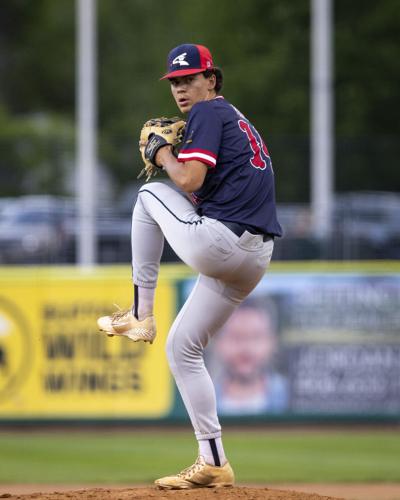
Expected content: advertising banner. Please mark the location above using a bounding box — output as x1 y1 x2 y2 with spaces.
1 264 399 422
0 268 175 419
180 272 400 417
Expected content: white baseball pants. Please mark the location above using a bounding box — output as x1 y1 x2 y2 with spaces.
131 182 273 439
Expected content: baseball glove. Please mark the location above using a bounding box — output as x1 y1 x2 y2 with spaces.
138 116 186 182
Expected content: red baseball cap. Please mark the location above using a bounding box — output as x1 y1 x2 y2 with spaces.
160 44 214 80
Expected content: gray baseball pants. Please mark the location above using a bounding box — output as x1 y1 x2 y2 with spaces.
131 182 273 439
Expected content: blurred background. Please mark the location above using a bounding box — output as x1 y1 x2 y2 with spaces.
0 1 399 495
0 0 399 264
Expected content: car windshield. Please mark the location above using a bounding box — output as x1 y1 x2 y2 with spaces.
16 212 55 223
0 208 55 224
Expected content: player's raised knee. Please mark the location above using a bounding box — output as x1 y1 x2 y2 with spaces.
138 181 176 198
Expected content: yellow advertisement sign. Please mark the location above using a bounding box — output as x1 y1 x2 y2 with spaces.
0 267 175 419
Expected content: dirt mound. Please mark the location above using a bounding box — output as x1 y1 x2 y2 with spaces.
0 486 343 500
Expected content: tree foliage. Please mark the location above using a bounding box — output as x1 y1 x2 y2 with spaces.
0 0 398 200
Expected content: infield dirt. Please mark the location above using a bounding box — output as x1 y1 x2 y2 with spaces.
0 486 343 500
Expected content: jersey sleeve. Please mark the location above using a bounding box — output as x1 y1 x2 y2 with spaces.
178 102 222 168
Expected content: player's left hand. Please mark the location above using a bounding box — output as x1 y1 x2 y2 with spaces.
138 117 186 182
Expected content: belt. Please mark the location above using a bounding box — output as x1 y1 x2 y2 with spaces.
219 220 274 242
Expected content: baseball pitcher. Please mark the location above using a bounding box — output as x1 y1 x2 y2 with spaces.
98 43 282 489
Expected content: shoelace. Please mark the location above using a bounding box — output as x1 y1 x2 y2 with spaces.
177 457 204 479
110 304 130 321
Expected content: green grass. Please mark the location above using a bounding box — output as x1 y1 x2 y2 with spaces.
0 429 399 484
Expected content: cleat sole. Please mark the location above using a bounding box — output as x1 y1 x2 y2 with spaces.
156 484 232 490
99 328 155 344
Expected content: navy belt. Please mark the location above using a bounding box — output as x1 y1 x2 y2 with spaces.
219 220 274 242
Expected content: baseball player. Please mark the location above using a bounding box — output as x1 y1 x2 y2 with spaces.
98 43 282 489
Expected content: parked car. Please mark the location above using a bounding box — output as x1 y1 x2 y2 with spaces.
333 191 400 258
0 196 132 264
0 196 74 264
63 206 132 263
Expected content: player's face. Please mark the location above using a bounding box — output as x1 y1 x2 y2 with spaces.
169 73 216 113
216 309 275 382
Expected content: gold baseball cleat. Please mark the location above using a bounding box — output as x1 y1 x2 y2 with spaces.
97 308 156 344
155 455 234 490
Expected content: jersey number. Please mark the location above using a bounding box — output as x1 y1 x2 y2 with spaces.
238 119 271 170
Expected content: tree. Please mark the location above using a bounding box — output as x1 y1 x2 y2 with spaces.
0 0 399 199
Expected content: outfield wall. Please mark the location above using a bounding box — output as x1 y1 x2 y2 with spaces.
0 262 399 423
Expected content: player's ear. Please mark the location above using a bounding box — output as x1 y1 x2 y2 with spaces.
207 73 217 91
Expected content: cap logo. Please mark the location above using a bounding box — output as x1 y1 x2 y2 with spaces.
172 52 189 66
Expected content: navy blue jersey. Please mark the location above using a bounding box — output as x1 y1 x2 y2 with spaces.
178 97 282 237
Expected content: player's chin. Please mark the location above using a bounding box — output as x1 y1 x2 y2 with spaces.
177 102 192 114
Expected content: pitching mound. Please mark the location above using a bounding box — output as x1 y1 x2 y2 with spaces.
1 486 342 500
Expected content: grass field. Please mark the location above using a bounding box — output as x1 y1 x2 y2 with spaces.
0 429 399 485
